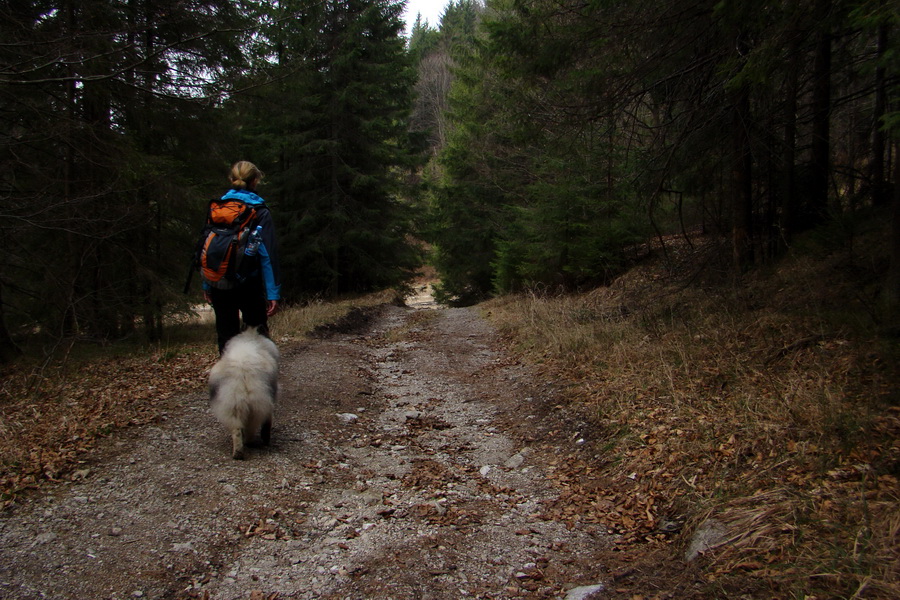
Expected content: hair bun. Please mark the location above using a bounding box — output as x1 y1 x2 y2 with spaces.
229 161 261 190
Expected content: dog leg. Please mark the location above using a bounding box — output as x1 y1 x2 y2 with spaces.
231 428 246 460
261 418 272 446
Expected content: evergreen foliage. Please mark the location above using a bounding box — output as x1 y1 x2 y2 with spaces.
0 0 251 350
418 0 898 303
0 0 896 353
226 0 422 298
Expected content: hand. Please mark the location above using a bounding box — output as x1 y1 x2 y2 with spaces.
203 290 213 304
266 300 280 317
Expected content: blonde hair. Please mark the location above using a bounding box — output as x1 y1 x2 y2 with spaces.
229 161 263 190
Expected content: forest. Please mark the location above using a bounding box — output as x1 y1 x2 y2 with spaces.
1 2 899 597
0 0 897 354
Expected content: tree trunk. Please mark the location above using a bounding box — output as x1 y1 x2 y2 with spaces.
0 285 22 364
779 23 801 252
808 0 832 226
870 18 888 206
731 83 753 272
884 142 900 320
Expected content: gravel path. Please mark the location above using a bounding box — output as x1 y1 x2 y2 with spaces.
0 304 608 600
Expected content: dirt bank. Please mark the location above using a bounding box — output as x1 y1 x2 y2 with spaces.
0 304 611 600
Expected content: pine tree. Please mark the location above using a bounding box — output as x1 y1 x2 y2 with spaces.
0 0 251 350
427 0 646 299
229 0 422 297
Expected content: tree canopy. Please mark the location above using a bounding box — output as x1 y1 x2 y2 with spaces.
416 0 898 303
0 0 897 356
0 0 422 356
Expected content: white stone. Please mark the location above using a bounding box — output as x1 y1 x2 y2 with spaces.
565 584 605 600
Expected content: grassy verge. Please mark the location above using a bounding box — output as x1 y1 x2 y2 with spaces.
483 241 899 599
0 290 398 507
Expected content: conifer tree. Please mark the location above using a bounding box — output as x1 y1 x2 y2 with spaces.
230 0 421 297
426 0 897 299
0 0 251 349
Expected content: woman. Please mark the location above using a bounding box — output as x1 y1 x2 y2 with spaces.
203 161 282 353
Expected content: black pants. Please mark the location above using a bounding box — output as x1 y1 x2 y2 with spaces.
209 279 269 354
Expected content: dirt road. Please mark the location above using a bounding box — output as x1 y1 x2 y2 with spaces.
0 304 609 599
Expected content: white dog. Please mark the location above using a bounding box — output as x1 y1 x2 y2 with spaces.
208 329 279 460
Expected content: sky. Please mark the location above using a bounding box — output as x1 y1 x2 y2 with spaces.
401 0 450 34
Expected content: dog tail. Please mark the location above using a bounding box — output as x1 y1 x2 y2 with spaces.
209 378 251 427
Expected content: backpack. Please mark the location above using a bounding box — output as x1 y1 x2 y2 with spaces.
189 198 261 291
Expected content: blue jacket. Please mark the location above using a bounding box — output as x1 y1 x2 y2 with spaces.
203 188 282 301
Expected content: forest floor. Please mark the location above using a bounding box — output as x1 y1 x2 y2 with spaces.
0 297 630 600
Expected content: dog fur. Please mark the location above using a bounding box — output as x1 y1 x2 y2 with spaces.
208 329 279 460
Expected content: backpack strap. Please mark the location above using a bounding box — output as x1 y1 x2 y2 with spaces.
184 198 220 294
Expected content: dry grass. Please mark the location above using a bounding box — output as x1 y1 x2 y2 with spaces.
271 289 399 341
483 240 899 598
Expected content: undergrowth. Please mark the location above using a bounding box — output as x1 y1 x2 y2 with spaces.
483 234 899 599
